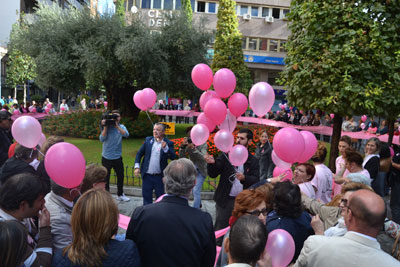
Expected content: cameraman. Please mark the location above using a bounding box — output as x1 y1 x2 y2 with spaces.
179 126 208 209
100 110 130 202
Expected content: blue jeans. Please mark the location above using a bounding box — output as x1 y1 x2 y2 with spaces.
193 171 206 209
142 173 164 205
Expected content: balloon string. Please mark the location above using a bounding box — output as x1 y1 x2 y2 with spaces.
222 152 238 174
145 111 154 127
38 150 45 158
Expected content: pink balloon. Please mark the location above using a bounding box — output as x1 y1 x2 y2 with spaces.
266 229 295 267
204 98 227 125
199 90 218 111
47 103 53 109
360 123 366 130
280 104 285 110
218 109 237 133
330 113 335 119
191 63 213 91
38 133 46 147
276 110 280 115
44 107 50 113
13 110 20 115
60 107 65 111
271 150 292 170
155 194 166 203
31 108 37 113
11 116 42 148
249 82 275 117
289 106 293 110
141 88 157 109
273 128 305 163
133 90 147 110
229 145 248 166
28 106 33 112
190 124 209 146
297 131 318 163
1 109 5 111
273 167 293 182
299 110 303 114
390 147 394 157
213 68 236 98
361 115 367 122
197 113 216 132
228 93 248 117
104 101 108 107
214 129 234 153
44 142 85 188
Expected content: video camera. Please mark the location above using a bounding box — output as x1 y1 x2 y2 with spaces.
102 113 119 127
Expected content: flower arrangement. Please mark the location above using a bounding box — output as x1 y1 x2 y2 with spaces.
170 125 278 157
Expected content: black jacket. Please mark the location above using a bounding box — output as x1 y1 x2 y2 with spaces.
126 195 216 267
364 155 380 180
207 152 260 207
0 128 12 167
0 157 36 184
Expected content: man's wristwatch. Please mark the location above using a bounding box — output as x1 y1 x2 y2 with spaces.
267 178 272 183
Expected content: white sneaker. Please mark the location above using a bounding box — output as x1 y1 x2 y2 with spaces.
117 193 130 202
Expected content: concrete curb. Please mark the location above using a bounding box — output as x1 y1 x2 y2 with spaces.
109 185 215 200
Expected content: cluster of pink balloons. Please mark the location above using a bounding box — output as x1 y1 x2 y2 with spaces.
133 88 157 111
191 64 253 166
278 103 287 110
11 116 86 188
266 229 295 267
271 128 318 177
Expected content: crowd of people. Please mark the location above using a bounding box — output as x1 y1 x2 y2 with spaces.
1 107 400 267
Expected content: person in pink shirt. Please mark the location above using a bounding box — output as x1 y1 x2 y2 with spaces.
333 135 352 196
293 163 316 199
311 143 333 204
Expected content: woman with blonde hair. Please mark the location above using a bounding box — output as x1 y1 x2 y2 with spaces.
52 189 140 267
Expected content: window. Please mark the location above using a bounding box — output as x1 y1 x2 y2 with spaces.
261 7 269 17
272 8 280 19
280 40 287 52
242 38 247 49
259 39 268 51
248 38 258 50
163 0 173 10
153 0 161 9
251 6 259 17
197 1 205 12
282 9 289 18
269 39 278 52
268 71 280 86
208 2 216 13
175 0 181 10
141 0 150 8
240 5 248 16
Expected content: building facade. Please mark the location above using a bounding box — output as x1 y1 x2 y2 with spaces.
123 0 290 103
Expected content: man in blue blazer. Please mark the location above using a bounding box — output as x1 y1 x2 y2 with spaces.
134 123 176 205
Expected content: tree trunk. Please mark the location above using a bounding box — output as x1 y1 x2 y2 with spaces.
105 81 140 119
23 83 27 103
57 90 61 109
14 87 17 99
388 117 395 145
329 114 342 173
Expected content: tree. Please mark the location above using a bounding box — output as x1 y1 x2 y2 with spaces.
10 3 212 117
6 48 36 103
280 1 400 170
211 0 252 94
115 0 125 24
181 0 193 23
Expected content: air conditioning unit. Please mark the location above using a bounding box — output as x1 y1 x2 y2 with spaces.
265 16 274 23
243 14 251 21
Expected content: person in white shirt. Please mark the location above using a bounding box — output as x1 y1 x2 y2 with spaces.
311 143 333 204
335 148 371 186
59 99 69 112
293 163 316 199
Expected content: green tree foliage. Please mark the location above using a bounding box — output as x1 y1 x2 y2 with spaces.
280 1 400 168
115 0 126 24
10 3 212 118
181 0 193 23
211 0 252 94
6 48 36 89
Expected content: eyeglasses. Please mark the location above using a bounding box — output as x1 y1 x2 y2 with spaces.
245 208 268 216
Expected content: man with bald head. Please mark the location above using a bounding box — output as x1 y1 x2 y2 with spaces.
294 190 399 267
